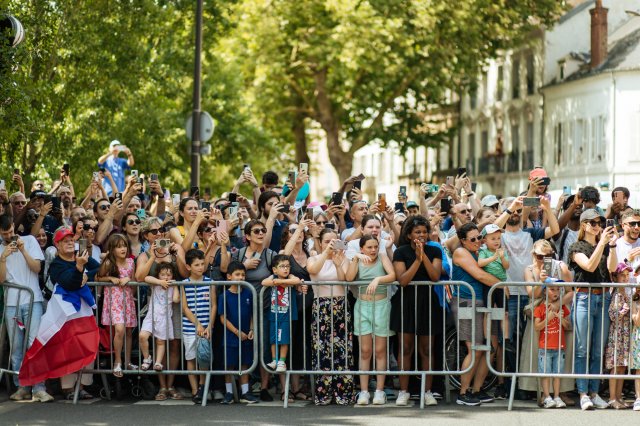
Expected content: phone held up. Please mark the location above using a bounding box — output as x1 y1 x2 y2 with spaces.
523 197 540 207
377 193 387 212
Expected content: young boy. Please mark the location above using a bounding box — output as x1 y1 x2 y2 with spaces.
218 261 258 404
181 249 217 404
261 254 301 373
533 285 571 409
477 224 510 398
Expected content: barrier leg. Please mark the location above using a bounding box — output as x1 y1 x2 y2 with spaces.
202 373 211 407
444 374 451 404
419 373 426 409
72 370 82 405
283 372 291 408
100 373 111 401
507 374 516 411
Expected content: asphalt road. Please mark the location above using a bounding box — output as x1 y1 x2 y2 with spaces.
1 396 638 426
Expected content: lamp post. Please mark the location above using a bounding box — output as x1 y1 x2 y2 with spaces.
190 0 204 189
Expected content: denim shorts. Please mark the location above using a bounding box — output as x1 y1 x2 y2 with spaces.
354 298 394 337
538 348 565 374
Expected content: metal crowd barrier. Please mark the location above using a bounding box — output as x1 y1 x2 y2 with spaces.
0 282 35 395
486 281 640 411
78 281 258 406
258 281 477 408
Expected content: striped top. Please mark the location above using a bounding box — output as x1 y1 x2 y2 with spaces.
181 276 212 336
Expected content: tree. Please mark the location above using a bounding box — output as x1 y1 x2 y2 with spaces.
226 0 566 181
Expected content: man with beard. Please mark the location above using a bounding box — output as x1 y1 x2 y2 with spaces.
556 194 583 264
444 203 475 252
57 186 74 226
617 210 640 288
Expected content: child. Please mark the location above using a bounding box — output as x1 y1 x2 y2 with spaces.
477 224 509 398
97 234 137 378
181 248 217 404
139 263 180 401
605 263 633 409
218 261 259 404
262 254 302 373
631 267 640 411
533 285 571 409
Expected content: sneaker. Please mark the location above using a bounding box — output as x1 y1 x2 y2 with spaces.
456 391 481 406
493 384 508 400
554 397 566 408
213 390 224 401
432 391 443 400
395 390 410 406
356 391 370 405
372 390 387 405
10 387 31 401
424 390 437 406
260 389 273 402
192 386 204 404
275 361 287 373
220 392 234 405
580 395 594 411
542 396 556 409
633 398 640 411
240 392 259 404
32 390 54 403
591 393 609 409
266 360 277 370
473 390 494 403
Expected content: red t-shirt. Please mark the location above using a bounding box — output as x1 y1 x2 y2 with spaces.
534 304 570 350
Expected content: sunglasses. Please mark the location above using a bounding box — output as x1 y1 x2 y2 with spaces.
251 228 267 235
83 224 98 231
98 204 111 211
534 253 553 261
465 236 481 243
13 201 27 205
147 228 165 235
512 209 523 214
623 221 640 228
587 220 601 227
315 220 327 225
127 219 141 225
458 209 470 215
203 227 215 233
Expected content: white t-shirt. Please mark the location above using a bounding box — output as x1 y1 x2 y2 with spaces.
345 237 396 260
0 236 45 306
616 238 640 292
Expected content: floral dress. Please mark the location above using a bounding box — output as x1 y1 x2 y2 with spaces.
101 257 138 327
605 291 630 369
630 297 640 370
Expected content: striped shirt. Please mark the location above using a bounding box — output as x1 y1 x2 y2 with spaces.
182 276 212 336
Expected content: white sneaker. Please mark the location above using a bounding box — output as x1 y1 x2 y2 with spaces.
32 390 54 403
10 387 31 401
542 396 556 409
591 393 609 409
275 361 287 372
424 390 438 406
372 390 387 405
554 397 566 408
580 395 594 411
633 398 640 411
357 391 370 405
396 390 410 406
266 360 277 370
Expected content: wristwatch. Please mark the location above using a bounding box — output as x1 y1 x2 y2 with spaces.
504 208 513 215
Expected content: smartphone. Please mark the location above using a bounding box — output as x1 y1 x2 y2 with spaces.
325 223 335 230
137 177 144 185
446 176 454 186
10 235 18 244
201 201 211 211
399 186 407 197
377 193 387 211
523 197 541 207
0 180 5 190
131 169 139 178
287 170 296 184
43 194 52 204
353 180 362 190
305 208 314 221
606 219 615 229
563 186 571 196
228 192 238 203
77 238 88 254
92 172 100 182
457 167 467 177
331 192 343 206
471 182 477 192
356 173 365 181
278 204 291 213
394 202 404 212
299 163 309 174
228 203 239 219
543 257 553 276
333 240 347 251
441 198 451 214
13 168 19 175
136 208 146 219
150 173 158 181
172 194 180 205
115 193 123 203
118 145 128 152
539 177 551 186
51 196 61 210
190 186 200 198
63 163 70 175
243 164 250 172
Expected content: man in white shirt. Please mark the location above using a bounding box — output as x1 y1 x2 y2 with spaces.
616 210 640 290
0 214 53 402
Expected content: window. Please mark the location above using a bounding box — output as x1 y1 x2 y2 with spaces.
526 54 535 95
590 116 607 163
558 60 566 81
497 65 504 101
481 130 489 154
554 123 562 166
575 119 586 164
469 87 477 110
563 121 573 164
512 58 520 99
468 132 476 170
511 124 520 153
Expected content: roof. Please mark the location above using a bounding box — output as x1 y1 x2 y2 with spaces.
559 0 595 25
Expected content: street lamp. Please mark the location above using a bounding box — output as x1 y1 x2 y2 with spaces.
0 14 24 47
190 0 204 189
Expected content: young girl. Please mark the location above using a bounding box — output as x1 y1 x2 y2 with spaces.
605 263 633 409
139 263 180 400
631 272 640 412
97 233 138 377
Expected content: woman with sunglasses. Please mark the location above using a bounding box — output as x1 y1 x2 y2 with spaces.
121 212 143 258
451 222 500 406
567 208 618 410
80 216 102 262
196 217 231 279
519 239 574 407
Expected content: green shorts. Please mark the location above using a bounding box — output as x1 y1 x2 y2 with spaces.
353 298 394 337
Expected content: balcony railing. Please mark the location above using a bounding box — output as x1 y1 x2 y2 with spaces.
507 151 520 173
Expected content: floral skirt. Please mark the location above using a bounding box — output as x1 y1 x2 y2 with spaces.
311 297 355 405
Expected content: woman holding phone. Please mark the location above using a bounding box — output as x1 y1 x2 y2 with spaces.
168 197 206 252
307 228 355 405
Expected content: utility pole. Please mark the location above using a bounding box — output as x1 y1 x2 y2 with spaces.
190 0 203 189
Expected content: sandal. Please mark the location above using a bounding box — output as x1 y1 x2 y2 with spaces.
292 389 310 401
153 362 163 371
280 393 294 403
79 389 94 400
127 362 138 370
113 363 123 378
167 387 183 400
140 356 153 371
155 388 168 401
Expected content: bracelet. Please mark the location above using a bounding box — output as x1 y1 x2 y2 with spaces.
504 208 512 215
609 244 617 248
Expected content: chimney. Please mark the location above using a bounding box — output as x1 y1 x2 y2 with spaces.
590 0 608 69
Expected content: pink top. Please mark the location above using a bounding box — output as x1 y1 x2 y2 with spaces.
309 254 346 297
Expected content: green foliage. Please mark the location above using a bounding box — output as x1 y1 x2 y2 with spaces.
0 0 284 195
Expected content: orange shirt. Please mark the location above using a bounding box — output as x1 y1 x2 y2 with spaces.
534 304 570 350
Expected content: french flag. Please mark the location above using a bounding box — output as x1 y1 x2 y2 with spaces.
19 285 99 386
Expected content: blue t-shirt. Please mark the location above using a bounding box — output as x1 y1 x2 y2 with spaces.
98 156 130 195
217 287 253 347
452 250 484 301
268 283 298 322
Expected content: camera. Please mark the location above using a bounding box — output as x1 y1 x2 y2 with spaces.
157 239 170 248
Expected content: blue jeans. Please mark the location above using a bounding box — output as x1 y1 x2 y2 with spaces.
508 295 529 343
538 349 565 374
4 302 46 392
572 292 606 394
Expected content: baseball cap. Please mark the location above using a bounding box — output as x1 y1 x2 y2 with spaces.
406 201 418 209
481 195 499 208
53 227 74 245
109 140 121 149
529 167 548 180
579 208 605 223
481 224 503 237
29 190 46 199
614 263 632 275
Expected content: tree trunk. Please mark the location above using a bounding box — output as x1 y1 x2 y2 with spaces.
325 127 353 184
292 100 310 166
